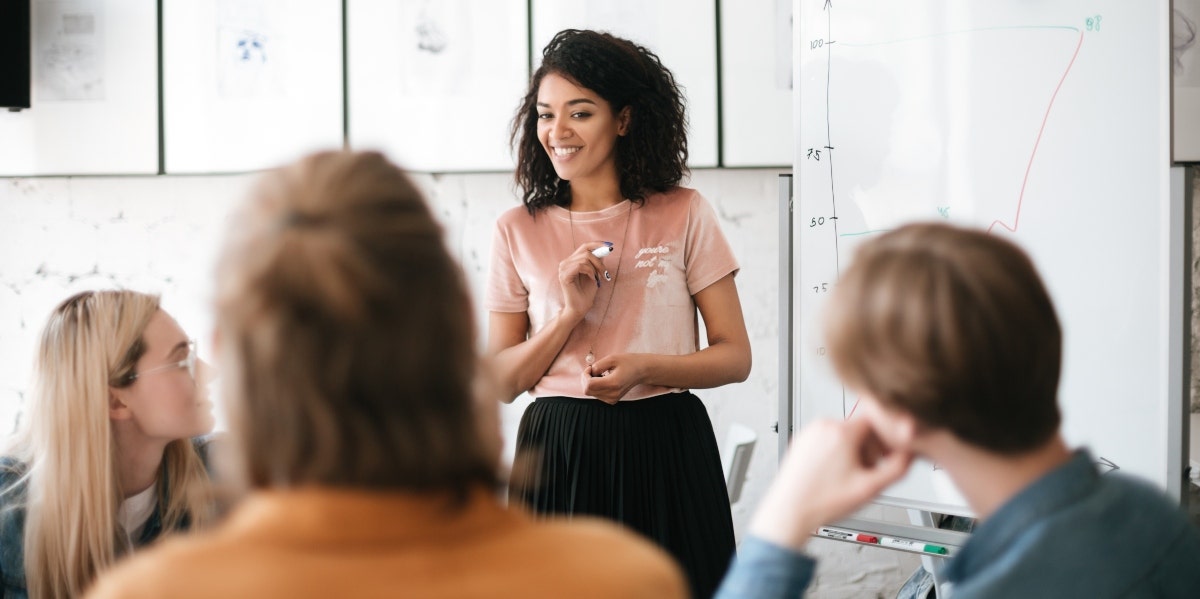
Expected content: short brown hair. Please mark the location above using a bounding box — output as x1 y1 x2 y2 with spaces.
825 223 1062 453
214 151 499 494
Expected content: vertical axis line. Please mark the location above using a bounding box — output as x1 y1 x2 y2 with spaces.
825 5 840 271
823 3 848 419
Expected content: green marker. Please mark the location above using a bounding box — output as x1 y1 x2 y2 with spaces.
879 536 949 555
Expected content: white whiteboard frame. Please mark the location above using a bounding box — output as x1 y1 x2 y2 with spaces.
791 0 1182 517
162 0 344 174
720 0 793 167
531 0 719 168
347 0 528 173
0 0 157 176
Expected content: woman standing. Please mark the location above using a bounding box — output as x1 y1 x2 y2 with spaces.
0 290 216 598
488 29 751 598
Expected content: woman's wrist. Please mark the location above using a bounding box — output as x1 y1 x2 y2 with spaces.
632 353 661 386
558 306 587 328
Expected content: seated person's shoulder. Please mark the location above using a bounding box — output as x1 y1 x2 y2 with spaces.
1103 473 1194 524
0 457 27 490
0 458 27 523
191 433 222 458
515 516 688 598
85 529 228 599
190 433 229 476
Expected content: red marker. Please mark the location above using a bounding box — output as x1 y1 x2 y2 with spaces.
815 527 879 544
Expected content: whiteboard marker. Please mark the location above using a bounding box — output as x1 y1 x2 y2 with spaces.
878 536 948 555
591 243 614 258
816 527 879 544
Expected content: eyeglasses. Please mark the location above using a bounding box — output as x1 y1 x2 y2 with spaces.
129 340 197 382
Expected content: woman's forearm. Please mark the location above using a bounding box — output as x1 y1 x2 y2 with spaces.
491 310 584 401
637 338 752 391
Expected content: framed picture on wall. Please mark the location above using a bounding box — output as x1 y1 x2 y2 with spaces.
348 0 529 172
0 0 158 176
162 0 344 173
1175 0 1200 161
720 0 791 167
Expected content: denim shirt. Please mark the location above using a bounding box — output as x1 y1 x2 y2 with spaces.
716 450 1200 599
714 536 815 598
944 449 1200 598
0 437 215 599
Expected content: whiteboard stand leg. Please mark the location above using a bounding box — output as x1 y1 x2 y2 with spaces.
907 509 952 598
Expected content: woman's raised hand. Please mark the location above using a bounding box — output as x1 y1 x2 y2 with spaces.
557 242 610 321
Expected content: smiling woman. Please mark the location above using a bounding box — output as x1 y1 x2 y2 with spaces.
0 290 217 599
491 29 751 598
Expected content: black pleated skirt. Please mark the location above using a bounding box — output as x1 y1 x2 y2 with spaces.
509 392 736 599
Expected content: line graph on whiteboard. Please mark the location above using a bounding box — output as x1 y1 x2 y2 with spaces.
795 2 1133 484
794 0 1173 513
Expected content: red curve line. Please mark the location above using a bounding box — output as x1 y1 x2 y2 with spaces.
988 30 1085 234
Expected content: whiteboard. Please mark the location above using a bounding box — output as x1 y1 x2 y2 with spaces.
793 1 1176 516
720 0 793 167
0 0 157 176
347 0 527 172
162 0 344 174
1175 0 1200 161
532 0 719 168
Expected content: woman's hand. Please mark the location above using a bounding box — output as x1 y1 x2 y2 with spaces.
581 353 646 404
557 242 610 321
487 242 617 403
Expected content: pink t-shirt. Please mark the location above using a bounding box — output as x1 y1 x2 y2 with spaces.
486 187 740 400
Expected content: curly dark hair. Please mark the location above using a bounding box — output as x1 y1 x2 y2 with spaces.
511 29 689 214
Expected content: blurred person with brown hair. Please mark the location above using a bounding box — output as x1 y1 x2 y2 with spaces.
716 223 1200 598
86 150 686 599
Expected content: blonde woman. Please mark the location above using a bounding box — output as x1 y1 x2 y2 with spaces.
0 290 217 598
86 151 685 599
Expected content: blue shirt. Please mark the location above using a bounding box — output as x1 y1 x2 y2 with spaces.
716 450 1200 598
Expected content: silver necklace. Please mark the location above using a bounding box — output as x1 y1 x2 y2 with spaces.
570 201 634 366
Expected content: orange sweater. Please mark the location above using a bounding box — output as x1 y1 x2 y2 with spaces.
86 487 687 598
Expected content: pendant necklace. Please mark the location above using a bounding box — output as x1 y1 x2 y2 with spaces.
570 200 634 367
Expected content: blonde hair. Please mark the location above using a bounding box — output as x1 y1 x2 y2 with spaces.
6 290 212 598
214 150 499 495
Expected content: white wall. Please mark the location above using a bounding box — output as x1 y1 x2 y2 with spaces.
0 168 926 597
